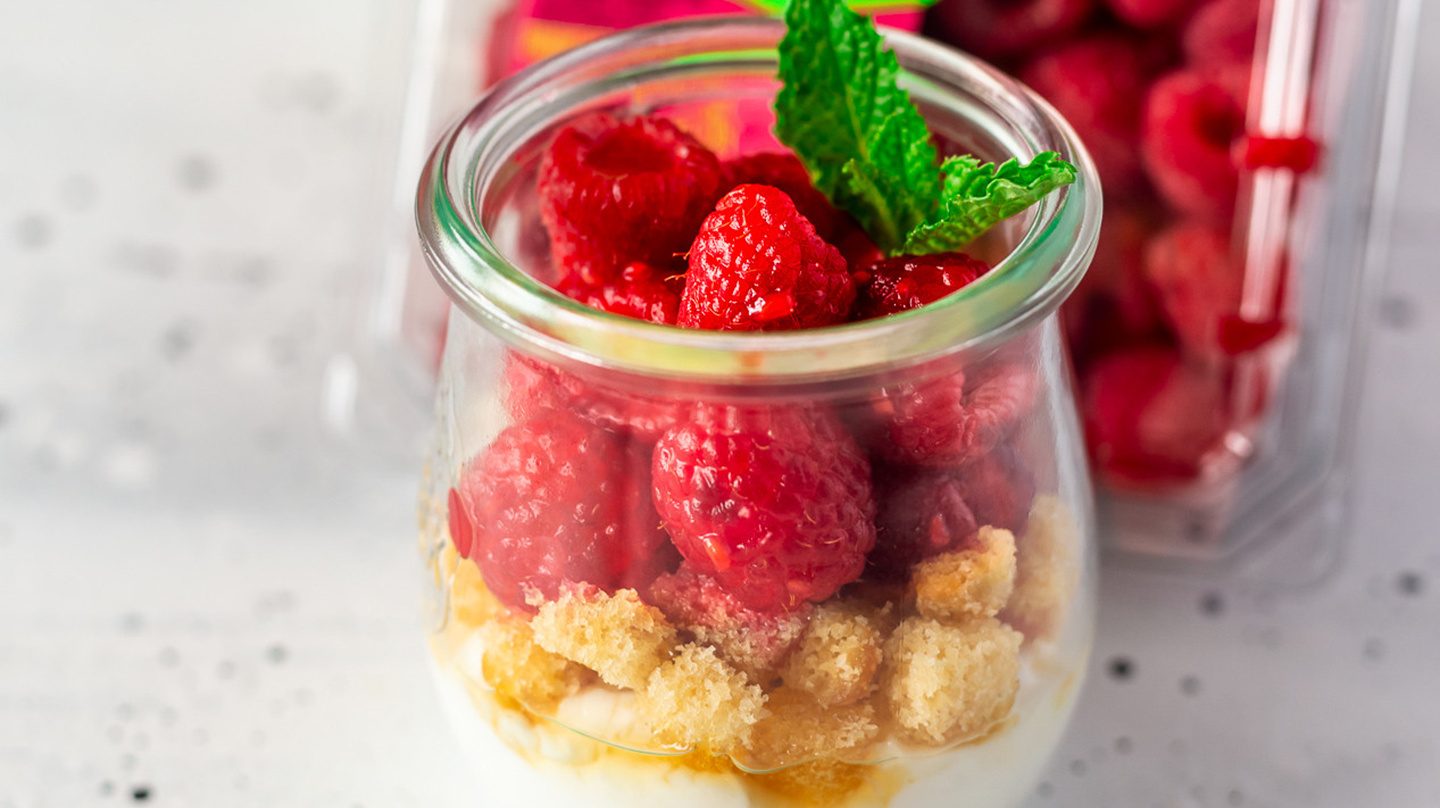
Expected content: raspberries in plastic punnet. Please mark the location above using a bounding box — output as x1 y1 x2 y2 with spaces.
449 416 676 611
1143 220 1246 359
679 184 855 331
1103 0 1198 29
1141 69 1247 221
1065 207 1164 361
722 152 849 242
539 113 722 285
651 405 876 612
925 0 1095 60
1020 34 1156 193
875 359 1040 468
1184 0 1260 67
558 261 682 325
1082 345 1233 484
855 252 989 319
502 352 687 441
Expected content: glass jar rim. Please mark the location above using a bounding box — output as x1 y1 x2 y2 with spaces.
416 15 1101 384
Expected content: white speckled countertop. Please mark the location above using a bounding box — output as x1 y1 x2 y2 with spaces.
2 2 1437 806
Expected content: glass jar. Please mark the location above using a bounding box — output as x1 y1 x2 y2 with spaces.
415 16 1100 808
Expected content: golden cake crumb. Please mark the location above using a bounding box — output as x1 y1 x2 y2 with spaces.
743 686 879 770
638 643 767 749
882 616 1022 745
448 550 505 627
1000 495 1078 641
531 588 677 690
781 602 884 707
479 617 584 709
910 526 1017 623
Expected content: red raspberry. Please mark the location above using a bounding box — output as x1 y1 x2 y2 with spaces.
449 416 676 611
558 261 681 325
954 445 1036 534
854 252 989 319
1184 0 1260 67
1102 0 1198 28
1081 345 1232 484
538 113 722 285
1143 220 1245 359
1020 34 1156 194
648 564 812 677
869 466 980 581
651 406 876 611
721 152 849 242
1064 207 1165 363
924 0 1095 61
678 184 855 331
1141 69 1247 221
502 352 687 441
875 359 1039 467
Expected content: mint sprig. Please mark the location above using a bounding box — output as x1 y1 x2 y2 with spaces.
774 0 1076 257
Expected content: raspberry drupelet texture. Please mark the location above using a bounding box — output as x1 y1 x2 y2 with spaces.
648 564 812 682
721 152 850 242
854 252 989 319
678 184 855 331
1141 69 1247 221
924 0 1095 60
449 416 675 611
502 351 688 441
1184 0 1261 67
875 359 1040 468
538 113 722 285
651 405 877 612
869 465 981 582
557 261 682 325
1143 220 1246 359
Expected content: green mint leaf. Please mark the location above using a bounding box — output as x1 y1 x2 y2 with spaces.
899 152 1077 255
775 0 938 251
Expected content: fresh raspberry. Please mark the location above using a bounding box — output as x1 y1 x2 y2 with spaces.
1064 207 1165 363
651 406 876 611
1102 0 1198 28
538 113 722 285
721 152 848 242
502 352 687 441
1020 34 1156 194
869 466 980 581
1081 345 1232 484
924 0 1095 61
648 564 813 676
1141 69 1247 221
449 416 676 611
1233 135 1321 174
1143 220 1244 359
1183 0 1260 67
854 252 989 319
678 184 855 331
954 445 1036 535
874 359 1039 468
558 261 682 324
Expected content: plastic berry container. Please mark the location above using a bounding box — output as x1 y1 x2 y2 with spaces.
415 16 1100 808
921 0 1417 563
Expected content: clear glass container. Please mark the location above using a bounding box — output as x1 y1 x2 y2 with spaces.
415 17 1100 808
921 0 1417 565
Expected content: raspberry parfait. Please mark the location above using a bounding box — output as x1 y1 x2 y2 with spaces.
415 8 1100 807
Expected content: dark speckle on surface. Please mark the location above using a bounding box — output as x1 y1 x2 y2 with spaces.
294 72 340 112
130 784 151 802
159 322 195 362
100 780 114 796
1037 781 1054 798
1115 736 1133 754
1069 759 1087 776
1364 637 1387 660
1378 295 1417 330
1200 591 1225 617
265 643 288 664
1181 675 1202 696
119 612 145 634
1107 656 1134 681
178 155 216 192
1397 571 1424 596
158 647 180 667
216 659 236 679
1228 788 1245 805
15 213 52 249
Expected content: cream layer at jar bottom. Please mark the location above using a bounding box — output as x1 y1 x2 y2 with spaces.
427 638 1087 808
